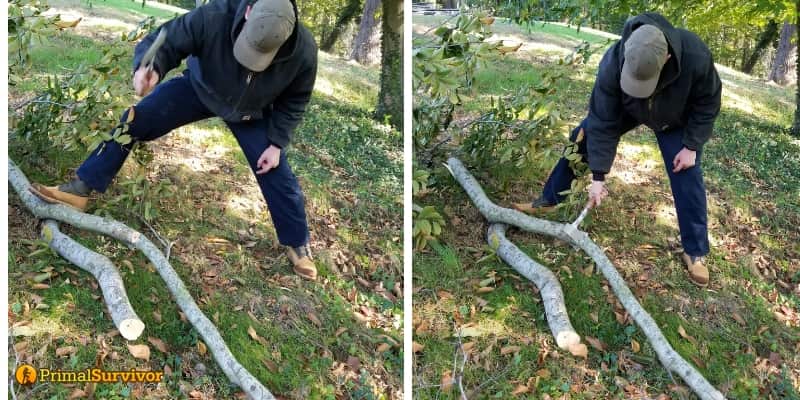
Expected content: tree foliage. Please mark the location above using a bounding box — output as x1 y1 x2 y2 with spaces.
468 0 796 76
9 2 166 220
411 11 598 250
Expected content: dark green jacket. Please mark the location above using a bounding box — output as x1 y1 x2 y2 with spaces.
132 0 318 148
587 13 721 179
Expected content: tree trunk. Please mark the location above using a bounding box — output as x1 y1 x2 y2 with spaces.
350 0 382 65
446 157 726 400
769 21 797 85
742 20 779 74
9 160 276 400
319 0 362 53
794 0 800 137
376 0 403 129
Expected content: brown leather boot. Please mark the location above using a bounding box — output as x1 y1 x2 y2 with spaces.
682 253 709 287
287 245 317 281
29 181 90 212
512 197 556 214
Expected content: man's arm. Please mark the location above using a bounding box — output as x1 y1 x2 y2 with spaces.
683 52 722 151
586 46 637 182
266 60 317 148
131 6 207 81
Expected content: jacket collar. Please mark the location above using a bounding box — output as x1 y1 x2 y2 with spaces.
619 13 682 95
230 0 301 67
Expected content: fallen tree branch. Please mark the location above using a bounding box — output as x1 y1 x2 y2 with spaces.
446 157 725 400
9 159 275 400
41 220 145 340
488 224 585 354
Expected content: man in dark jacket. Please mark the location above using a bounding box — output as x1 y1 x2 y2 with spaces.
514 13 721 287
30 0 320 280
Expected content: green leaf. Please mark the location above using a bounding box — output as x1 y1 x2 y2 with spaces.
116 134 132 145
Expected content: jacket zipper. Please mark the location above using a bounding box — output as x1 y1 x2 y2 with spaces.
233 71 255 118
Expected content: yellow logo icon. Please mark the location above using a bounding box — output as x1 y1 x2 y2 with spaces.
15 364 37 385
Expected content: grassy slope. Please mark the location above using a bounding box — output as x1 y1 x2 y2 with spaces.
9 2 402 400
413 15 799 400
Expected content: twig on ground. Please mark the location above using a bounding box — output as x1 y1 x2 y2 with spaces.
138 215 175 261
451 322 469 400
9 332 19 400
469 360 514 397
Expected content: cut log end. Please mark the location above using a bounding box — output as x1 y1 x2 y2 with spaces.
120 319 145 341
555 331 581 349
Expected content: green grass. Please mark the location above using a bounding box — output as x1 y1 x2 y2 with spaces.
413 14 800 400
9 2 401 399
58 0 183 21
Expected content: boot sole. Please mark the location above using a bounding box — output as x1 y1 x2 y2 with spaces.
29 185 87 212
293 268 317 281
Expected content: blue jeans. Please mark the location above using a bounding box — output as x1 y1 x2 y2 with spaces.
77 70 310 248
540 119 709 257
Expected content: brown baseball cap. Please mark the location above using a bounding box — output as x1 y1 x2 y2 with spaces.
234 0 295 72
620 24 668 98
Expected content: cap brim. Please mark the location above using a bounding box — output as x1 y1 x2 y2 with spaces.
620 61 658 98
234 35 278 72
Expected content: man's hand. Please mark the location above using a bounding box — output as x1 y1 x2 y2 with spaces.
256 145 281 174
672 147 696 173
588 180 608 207
133 67 160 97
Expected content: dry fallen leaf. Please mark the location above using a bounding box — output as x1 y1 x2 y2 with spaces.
14 341 29 353
536 368 551 378
677 325 698 346
585 336 607 352
455 324 483 338
415 320 429 335
127 343 150 361
500 345 521 355
346 356 361 371
335 327 347 336
262 358 278 373
441 370 453 392
589 312 599 323
568 343 588 358
437 290 453 300
376 343 391 353
68 389 87 399
476 287 494 294
413 341 425 353
197 341 207 356
307 312 322 327
247 326 259 341
56 346 77 357
631 339 641 353
147 337 168 353
732 312 746 326
511 384 529 395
